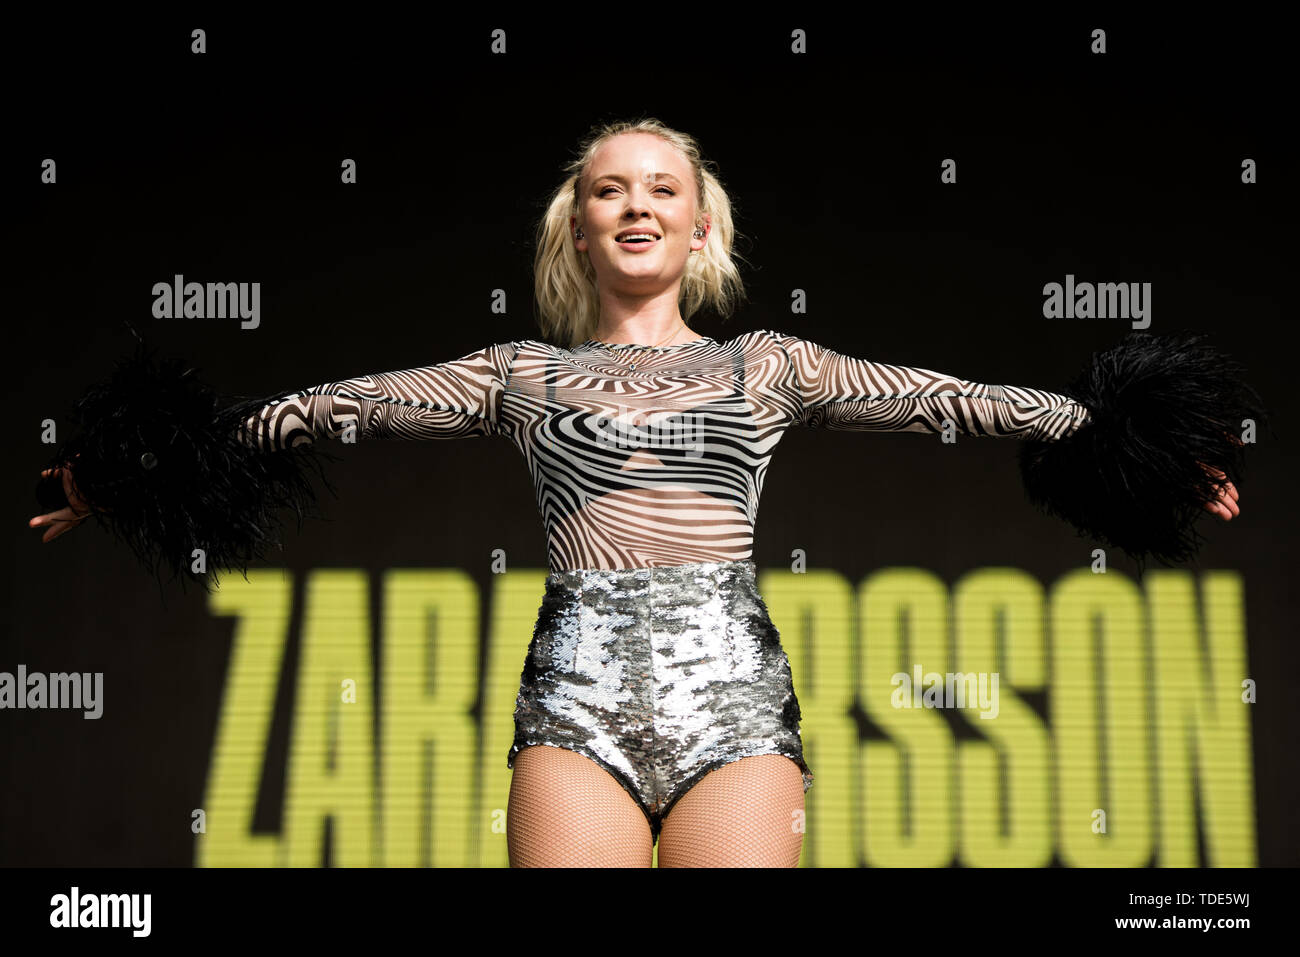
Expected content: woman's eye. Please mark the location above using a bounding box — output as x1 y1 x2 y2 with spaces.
598 186 675 196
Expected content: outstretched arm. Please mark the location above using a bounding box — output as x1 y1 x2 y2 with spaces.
29 339 523 591
768 329 1254 567
238 342 519 449
769 331 1092 441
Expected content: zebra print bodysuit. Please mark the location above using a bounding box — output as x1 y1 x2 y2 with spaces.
240 329 1093 572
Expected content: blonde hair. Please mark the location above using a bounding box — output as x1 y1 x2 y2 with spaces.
532 117 749 347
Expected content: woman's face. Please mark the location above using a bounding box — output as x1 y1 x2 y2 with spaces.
573 133 710 294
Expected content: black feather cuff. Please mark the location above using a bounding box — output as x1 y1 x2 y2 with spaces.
1018 332 1268 570
36 342 340 593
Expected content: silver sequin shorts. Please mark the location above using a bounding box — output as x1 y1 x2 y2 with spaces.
507 558 814 843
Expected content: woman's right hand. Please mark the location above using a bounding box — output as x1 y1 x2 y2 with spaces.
29 462 95 543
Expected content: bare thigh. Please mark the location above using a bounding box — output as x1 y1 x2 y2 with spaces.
506 744 653 868
657 754 806 868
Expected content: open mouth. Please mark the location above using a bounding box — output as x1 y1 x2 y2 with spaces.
615 233 661 246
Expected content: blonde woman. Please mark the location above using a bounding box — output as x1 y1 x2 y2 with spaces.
31 118 1260 868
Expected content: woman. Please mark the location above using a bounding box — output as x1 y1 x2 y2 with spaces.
30 118 1256 868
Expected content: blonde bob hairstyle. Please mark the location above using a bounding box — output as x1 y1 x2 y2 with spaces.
532 117 749 348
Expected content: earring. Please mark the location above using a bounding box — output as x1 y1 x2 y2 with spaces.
575 228 584 240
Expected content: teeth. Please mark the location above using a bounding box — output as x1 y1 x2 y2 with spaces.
618 234 658 242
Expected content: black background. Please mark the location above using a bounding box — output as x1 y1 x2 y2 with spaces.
3 10 1295 867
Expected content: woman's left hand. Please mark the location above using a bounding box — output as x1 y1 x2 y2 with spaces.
1199 463 1240 521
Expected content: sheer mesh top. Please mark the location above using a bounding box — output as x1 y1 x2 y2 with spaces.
239 329 1093 572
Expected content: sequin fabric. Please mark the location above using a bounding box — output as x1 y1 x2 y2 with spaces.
507 558 813 842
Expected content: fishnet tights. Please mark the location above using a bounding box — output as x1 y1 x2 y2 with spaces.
507 744 805 867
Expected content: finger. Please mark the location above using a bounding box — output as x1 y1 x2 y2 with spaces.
32 507 86 540
1207 479 1239 516
59 468 91 515
43 523 77 543
32 507 76 525
1198 465 1240 509
1220 489 1240 518
43 515 84 542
